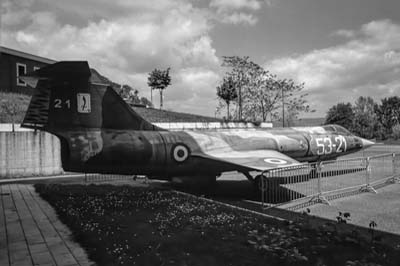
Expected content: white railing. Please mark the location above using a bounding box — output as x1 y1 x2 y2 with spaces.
260 153 400 209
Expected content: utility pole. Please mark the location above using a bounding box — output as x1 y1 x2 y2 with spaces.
238 72 242 121
282 86 285 127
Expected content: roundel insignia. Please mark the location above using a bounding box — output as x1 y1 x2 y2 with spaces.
263 158 290 165
172 144 190 163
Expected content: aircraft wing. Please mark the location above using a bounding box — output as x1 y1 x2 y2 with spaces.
193 149 303 172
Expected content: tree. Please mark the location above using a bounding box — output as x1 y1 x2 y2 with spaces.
375 96 400 136
273 79 314 126
147 68 171 109
0 93 31 130
216 75 237 120
140 97 154 108
241 65 280 122
116 84 133 100
116 85 152 106
352 96 380 139
220 56 313 123
325 102 354 129
221 56 255 120
130 89 141 105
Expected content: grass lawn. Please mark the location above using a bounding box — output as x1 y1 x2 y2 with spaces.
35 184 400 266
381 139 400 145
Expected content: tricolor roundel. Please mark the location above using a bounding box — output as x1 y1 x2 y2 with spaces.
263 158 291 165
172 144 190 163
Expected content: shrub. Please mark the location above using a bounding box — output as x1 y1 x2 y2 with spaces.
391 124 400 140
0 92 31 123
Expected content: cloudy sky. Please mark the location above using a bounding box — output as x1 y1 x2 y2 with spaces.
2 0 400 118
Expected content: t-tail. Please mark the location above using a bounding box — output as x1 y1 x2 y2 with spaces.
21 61 158 132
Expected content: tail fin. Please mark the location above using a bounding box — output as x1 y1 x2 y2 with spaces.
21 61 158 131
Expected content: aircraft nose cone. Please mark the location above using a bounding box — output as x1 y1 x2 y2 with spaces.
361 138 375 148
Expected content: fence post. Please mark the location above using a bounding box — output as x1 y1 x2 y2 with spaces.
392 153 396 178
261 172 265 209
317 162 322 195
310 161 330 205
361 157 377 193
387 153 400 184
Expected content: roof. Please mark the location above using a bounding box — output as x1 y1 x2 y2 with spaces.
0 46 57 64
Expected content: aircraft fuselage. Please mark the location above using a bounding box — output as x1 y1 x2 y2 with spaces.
56 126 370 180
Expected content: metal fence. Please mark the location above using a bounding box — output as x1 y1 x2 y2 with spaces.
260 153 400 210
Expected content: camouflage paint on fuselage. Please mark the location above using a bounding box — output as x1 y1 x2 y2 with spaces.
54 125 370 180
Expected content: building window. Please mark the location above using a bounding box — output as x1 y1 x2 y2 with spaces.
16 63 27 86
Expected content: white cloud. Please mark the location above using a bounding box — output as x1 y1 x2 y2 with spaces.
16 32 38 44
210 0 262 11
265 19 400 118
220 12 258 26
1 0 224 116
333 29 355 39
166 67 221 114
209 0 265 25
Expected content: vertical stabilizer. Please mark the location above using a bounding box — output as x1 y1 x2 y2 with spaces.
21 61 158 131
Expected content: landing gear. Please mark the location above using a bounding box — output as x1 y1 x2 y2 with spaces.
254 174 268 192
240 171 270 192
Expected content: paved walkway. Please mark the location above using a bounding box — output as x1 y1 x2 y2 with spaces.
0 184 94 266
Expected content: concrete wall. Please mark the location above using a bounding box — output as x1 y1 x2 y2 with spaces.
154 122 273 131
0 124 63 178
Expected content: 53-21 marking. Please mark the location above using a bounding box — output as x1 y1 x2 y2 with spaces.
316 135 347 155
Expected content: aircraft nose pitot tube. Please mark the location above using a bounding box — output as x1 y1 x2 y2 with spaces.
360 138 375 149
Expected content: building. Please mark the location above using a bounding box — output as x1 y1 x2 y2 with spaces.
0 46 56 94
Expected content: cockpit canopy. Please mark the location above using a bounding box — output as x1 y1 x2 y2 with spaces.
322 124 352 135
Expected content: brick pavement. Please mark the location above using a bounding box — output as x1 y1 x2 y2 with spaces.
0 184 94 266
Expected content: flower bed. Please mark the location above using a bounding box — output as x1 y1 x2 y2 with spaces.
35 184 400 266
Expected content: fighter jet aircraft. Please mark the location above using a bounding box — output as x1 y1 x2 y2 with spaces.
20 61 374 188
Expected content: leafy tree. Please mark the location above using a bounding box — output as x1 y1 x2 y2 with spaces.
221 56 256 120
352 96 380 139
375 96 400 136
221 56 313 123
392 124 400 140
216 75 237 120
274 79 314 126
147 68 171 109
325 102 354 129
0 93 31 129
140 97 154 108
116 85 153 106
116 84 132 99
241 66 280 122
130 89 141 105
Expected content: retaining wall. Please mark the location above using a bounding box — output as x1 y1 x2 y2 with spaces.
0 125 63 178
